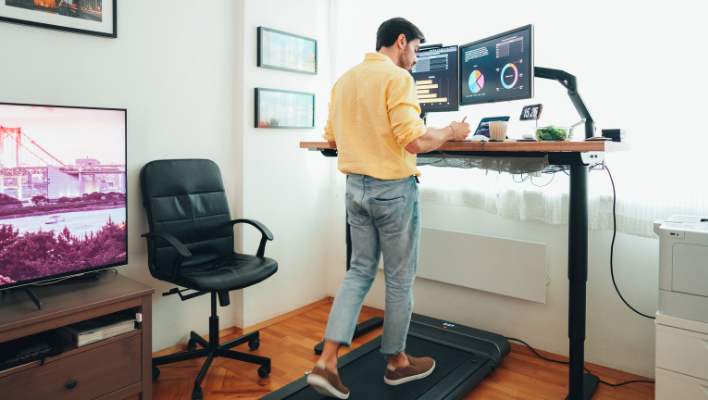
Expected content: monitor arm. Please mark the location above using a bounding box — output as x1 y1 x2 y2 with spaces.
534 67 595 139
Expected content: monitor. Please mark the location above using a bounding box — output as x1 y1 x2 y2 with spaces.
459 25 533 106
411 45 459 113
0 102 127 290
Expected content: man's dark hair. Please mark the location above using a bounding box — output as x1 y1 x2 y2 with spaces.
376 17 425 51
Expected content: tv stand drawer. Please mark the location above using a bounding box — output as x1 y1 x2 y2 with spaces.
0 333 141 400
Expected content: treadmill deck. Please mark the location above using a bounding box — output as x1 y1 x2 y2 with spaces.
262 314 509 400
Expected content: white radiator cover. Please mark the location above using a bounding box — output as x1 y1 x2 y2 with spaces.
416 228 548 303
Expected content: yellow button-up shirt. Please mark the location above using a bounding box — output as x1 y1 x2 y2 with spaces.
324 52 426 180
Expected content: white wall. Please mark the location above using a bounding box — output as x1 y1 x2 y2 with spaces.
324 0 690 377
0 0 337 351
0 0 245 351
239 0 334 327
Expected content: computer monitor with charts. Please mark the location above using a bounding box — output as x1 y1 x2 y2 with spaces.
459 25 533 106
411 45 459 113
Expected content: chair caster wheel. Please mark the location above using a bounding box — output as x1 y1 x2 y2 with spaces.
258 365 270 378
152 366 160 380
192 385 203 400
249 337 260 351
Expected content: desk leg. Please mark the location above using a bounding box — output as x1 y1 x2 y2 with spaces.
566 164 599 399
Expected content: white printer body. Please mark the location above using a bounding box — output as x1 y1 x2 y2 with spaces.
653 215 708 323
654 216 708 399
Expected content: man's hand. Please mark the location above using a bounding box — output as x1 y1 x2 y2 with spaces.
405 117 471 154
448 120 471 141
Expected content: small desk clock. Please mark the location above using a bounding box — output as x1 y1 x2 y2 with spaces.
520 104 543 121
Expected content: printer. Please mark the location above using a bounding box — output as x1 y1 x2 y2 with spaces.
653 215 708 323
654 216 708 399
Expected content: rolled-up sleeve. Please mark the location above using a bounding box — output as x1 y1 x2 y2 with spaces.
386 73 426 148
323 87 336 142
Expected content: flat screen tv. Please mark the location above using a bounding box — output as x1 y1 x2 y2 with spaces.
0 102 127 291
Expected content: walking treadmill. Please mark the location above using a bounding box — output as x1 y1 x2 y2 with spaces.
262 313 509 400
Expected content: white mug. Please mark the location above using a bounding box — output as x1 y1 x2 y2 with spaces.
489 121 508 141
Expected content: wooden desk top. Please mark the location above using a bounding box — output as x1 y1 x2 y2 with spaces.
300 140 619 153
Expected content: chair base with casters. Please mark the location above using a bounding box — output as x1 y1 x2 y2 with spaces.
152 290 271 400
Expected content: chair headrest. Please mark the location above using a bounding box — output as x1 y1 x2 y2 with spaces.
140 159 225 204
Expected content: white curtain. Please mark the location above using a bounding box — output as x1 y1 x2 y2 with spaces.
418 149 708 238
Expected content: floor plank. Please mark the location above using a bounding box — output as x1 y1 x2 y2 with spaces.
153 299 654 399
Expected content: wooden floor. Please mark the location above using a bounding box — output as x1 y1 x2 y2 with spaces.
153 299 654 399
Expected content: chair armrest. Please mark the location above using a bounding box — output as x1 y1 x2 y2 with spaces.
229 219 273 240
141 232 192 258
229 219 274 257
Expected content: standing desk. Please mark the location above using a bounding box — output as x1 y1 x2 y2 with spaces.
301 139 617 400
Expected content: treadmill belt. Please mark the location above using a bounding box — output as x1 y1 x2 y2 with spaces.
262 314 509 400
279 336 479 400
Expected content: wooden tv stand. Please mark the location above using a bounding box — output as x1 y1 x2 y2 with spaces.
0 272 154 400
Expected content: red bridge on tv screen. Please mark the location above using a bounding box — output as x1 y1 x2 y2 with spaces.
0 125 126 203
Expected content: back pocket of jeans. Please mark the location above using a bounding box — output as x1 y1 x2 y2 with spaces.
369 196 407 235
373 195 404 202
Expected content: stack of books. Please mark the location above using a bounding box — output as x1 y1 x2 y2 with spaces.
58 310 137 348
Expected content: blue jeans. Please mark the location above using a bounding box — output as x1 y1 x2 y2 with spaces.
324 174 420 355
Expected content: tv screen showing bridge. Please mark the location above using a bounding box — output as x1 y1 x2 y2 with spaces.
0 104 127 287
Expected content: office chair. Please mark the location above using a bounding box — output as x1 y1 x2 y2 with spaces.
140 159 278 400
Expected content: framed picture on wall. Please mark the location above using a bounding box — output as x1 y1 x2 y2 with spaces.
257 26 317 74
255 88 315 129
0 0 117 38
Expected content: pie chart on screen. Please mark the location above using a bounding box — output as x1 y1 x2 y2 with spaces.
468 70 485 94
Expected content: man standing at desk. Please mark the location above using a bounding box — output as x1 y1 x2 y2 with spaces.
306 17 470 399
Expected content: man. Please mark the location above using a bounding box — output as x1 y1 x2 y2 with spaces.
306 17 470 399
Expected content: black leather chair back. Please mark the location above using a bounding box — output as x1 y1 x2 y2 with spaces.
140 159 233 279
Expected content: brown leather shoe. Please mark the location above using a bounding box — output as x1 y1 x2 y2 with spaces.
384 355 436 386
306 365 350 399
